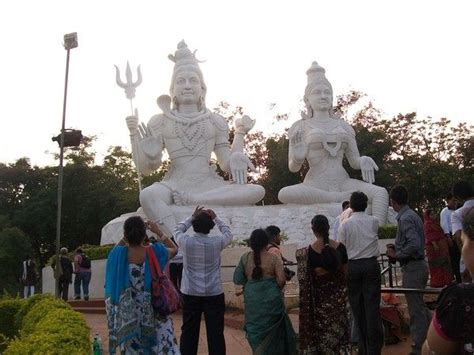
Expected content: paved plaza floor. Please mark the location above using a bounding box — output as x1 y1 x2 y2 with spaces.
84 310 412 354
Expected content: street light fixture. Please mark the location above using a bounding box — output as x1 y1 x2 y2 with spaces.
54 32 78 298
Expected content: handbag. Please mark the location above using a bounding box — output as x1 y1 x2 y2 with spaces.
146 247 181 316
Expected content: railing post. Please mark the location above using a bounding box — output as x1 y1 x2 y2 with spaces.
388 262 394 288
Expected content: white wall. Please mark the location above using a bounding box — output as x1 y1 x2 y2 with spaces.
42 240 393 304
42 245 299 300
42 259 106 299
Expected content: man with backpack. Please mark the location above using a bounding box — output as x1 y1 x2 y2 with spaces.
52 247 74 301
73 247 92 300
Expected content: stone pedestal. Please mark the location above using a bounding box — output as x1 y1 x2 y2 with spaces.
101 204 396 247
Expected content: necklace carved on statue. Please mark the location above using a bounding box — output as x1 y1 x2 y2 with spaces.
169 112 209 152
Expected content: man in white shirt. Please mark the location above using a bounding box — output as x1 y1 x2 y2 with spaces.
174 206 233 355
339 191 384 355
451 181 474 283
440 192 461 282
440 193 456 236
331 200 350 241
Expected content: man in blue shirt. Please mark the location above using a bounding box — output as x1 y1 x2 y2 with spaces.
386 185 431 355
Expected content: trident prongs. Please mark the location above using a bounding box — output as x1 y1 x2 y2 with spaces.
115 61 142 101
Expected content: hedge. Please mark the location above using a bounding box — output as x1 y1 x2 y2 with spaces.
0 334 9 354
14 293 51 330
0 299 24 339
1 294 91 354
20 297 71 335
378 224 397 240
47 244 114 266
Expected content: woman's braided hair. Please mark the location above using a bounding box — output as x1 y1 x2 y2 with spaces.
249 229 269 280
311 215 341 272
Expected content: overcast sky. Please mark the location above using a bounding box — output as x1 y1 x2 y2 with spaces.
1 0 473 167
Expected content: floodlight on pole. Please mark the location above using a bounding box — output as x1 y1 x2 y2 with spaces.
54 32 78 298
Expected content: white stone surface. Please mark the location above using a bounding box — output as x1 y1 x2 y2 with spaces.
101 204 397 247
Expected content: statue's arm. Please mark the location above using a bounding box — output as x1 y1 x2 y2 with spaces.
344 124 378 184
344 130 363 170
230 115 255 155
212 114 232 172
127 114 164 176
288 121 307 172
213 114 257 184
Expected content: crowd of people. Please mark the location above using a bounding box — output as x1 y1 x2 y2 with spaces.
103 181 474 354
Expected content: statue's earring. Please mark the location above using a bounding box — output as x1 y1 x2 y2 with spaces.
198 96 205 112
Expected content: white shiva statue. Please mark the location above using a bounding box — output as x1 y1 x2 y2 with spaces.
125 41 265 236
278 61 389 223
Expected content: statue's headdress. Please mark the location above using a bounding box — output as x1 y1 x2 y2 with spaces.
168 40 207 111
303 61 335 118
168 40 203 72
305 61 332 93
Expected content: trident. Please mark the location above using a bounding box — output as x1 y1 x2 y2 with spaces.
115 61 143 191
115 61 142 115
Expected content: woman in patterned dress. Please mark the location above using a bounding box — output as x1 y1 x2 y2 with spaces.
105 216 180 354
423 207 474 354
296 215 350 354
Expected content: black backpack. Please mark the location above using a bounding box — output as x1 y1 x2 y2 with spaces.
79 253 91 269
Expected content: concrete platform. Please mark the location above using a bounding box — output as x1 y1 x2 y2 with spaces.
83 308 413 354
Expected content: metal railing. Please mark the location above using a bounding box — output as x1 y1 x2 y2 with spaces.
223 253 444 295
379 253 442 295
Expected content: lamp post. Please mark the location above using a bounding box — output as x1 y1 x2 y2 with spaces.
54 32 78 298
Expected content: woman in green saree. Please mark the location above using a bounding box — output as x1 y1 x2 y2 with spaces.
233 229 297 355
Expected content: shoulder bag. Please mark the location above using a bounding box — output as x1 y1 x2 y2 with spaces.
146 247 181 316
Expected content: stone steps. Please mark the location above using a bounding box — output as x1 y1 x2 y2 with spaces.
69 299 105 314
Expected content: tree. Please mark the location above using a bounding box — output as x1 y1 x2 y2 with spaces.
258 134 308 204
210 102 267 182
0 225 33 294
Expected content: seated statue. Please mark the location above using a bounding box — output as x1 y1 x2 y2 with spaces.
126 41 265 236
278 61 388 223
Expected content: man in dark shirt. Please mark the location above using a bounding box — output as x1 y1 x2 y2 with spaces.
52 247 74 301
386 185 431 355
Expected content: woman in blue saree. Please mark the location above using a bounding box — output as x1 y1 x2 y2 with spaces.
233 229 297 355
105 216 179 354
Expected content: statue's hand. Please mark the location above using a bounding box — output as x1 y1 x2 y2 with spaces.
290 130 308 163
360 156 379 184
229 152 256 184
126 115 139 134
234 115 255 135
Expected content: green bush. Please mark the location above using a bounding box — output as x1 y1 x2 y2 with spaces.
14 293 51 330
47 244 114 266
0 298 25 339
83 244 114 260
378 224 397 240
5 296 90 354
0 333 9 353
5 332 89 355
20 297 71 335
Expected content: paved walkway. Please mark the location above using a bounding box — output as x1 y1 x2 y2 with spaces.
84 311 411 354
85 312 250 354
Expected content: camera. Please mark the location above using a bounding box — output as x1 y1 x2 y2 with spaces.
284 267 296 281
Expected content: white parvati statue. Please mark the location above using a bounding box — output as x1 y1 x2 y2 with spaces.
126 41 265 236
278 61 389 223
